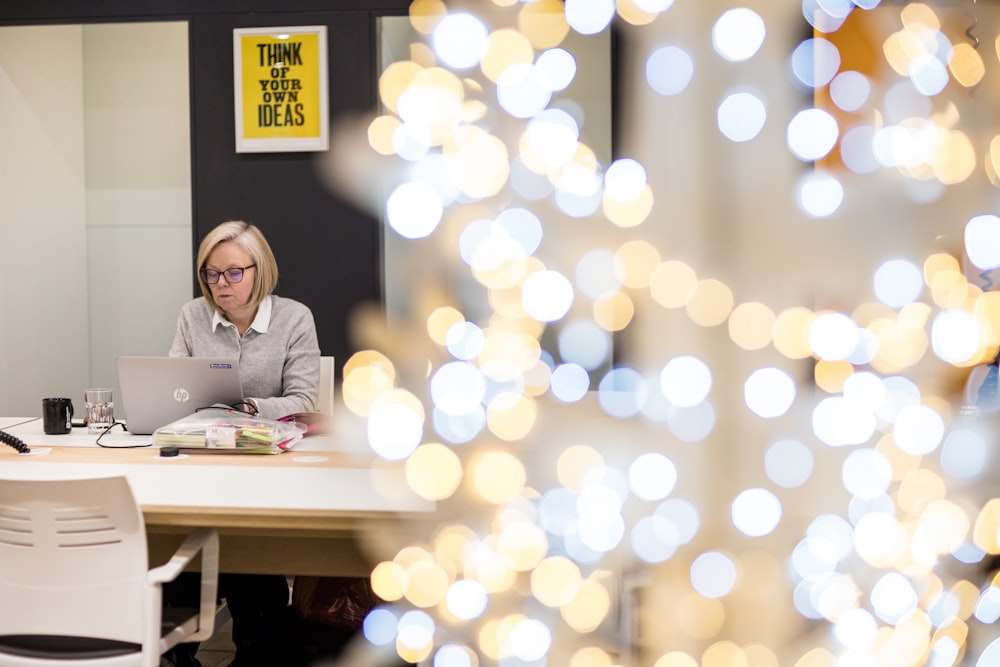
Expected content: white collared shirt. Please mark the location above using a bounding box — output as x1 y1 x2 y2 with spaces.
211 295 273 335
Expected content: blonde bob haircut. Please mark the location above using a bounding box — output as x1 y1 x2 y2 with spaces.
196 220 278 314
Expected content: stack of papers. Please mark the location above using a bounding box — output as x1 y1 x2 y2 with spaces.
152 408 304 454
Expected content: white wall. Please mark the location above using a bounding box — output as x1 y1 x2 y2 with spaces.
0 25 90 416
82 23 192 392
0 22 191 418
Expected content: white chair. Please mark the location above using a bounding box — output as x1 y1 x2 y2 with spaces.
0 476 219 667
318 356 336 415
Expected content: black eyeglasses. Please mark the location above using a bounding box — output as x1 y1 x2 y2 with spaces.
200 265 255 284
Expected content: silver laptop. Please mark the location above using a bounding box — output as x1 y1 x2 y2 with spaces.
117 356 243 435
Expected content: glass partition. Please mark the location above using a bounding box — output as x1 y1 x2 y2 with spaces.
0 21 191 416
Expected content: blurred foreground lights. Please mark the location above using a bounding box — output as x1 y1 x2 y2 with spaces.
840 125 879 174
565 0 615 35
908 53 949 97
787 107 839 161
628 452 678 501
363 606 399 646
645 45 694 96
797 170 843 218
570 647 616 667
615 240 661 289
444 126 510 199
965 214 1000 271
809 311 860 361
576 248 622 300
830 71 870 112
432 362 487 416
870 572 918 625
975 582 1000 624
445 321 485 360
343 350 397 416
660 355 712 407
874 258 923 308
931 309 982 365
387 181 443 239
892 403 944 456
950 42 985 88
712 8 765 62
731 487 782 537
434 407 485 444
398 609 437 662
791 38 841 89
792 533 841 580
833 608 879 650
497 63 553 119
813 396 876 447
507 618 552 661
746 370 797 422
667 402 717 443
728 301 775 351
807 513 854 564
765 438 814 488
432 13 488 70
523 109 580 170
427 307 464 346
406 443 463 501
551 362 591 402
940 425 988 479
445 579 489 621
598 367 647 418
367 390 425 460
486 392 537 441
807 573 859 621
557 444 604 492
481 28 533 84
434 644 478 667
536 48 576 91
854 503 903 550
802 0 852 33
717 91 766 143
687 279 734 326
843 448 892 500
531 555 581 607
522 269 574 322
603 158 647 202
690 551 737 598
631 514 681 563
472 450 526 504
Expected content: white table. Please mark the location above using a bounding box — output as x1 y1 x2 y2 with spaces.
0 416 39 430
0 418 434 576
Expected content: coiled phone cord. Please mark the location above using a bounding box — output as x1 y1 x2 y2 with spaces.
0 429 29 454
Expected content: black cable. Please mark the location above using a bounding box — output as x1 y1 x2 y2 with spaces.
195 401 258 416
0 429 29 454
95 422 150 448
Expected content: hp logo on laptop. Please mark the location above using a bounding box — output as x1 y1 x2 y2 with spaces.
173 388 191 403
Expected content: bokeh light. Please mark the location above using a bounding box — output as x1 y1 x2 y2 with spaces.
712 8 766 62
329 0 1000 664
646 45 694 96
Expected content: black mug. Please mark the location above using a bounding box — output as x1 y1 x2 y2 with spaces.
42 397 74 435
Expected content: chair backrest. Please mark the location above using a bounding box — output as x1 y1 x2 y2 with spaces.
318 355 335 415
0 476 150 644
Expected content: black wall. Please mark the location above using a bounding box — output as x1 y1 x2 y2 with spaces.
0 1 411 376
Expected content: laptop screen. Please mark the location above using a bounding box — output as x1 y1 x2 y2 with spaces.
117 356 243 435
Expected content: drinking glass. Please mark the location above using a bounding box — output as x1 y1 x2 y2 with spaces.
85 388 114 434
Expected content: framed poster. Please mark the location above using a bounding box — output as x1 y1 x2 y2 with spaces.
233 25 328 153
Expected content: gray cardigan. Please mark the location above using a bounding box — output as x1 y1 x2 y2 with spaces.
169 295 320 419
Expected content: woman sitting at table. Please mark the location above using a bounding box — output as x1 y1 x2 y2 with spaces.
165 219 320 667
169 219 320 419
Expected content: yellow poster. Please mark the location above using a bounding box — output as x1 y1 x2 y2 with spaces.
233 26 328 152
